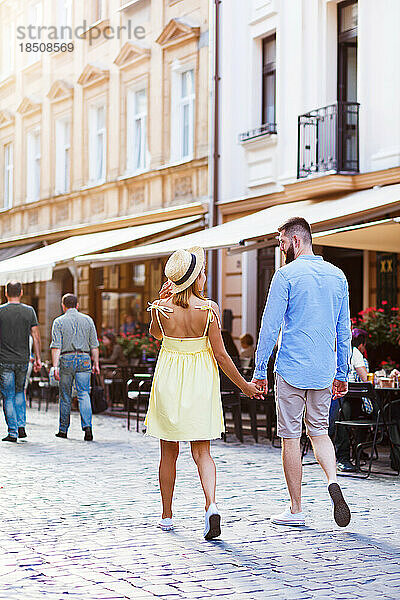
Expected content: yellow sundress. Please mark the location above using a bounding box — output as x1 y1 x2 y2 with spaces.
144 300 225 442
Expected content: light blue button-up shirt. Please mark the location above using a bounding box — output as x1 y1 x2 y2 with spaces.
254 255 352 389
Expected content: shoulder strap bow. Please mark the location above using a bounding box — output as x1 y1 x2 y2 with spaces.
147 301 174 319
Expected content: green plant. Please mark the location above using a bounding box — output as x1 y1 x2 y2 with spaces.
117 333 161 359
356 302 400 347
117 333 143 358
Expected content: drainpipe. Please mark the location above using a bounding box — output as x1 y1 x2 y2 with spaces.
208 0 221 301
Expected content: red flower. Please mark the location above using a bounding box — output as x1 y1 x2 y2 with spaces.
391 307 399 312
377 309 384 313
382 300 388 305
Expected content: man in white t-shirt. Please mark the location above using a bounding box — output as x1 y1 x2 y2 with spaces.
348 332 368 383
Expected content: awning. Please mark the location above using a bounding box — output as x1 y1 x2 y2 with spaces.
313 218 400 253
0 216 200 285
0 243 41 262
75 183 400 265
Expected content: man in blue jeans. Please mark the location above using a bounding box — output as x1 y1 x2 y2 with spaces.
51 293 100 441
0 281 42 442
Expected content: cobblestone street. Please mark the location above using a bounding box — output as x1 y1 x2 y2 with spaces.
0 406 399 600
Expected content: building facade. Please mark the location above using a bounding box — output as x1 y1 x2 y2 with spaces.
218 0 400 342
0 0 210 351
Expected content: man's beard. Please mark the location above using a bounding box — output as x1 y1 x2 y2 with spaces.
285 241 295 264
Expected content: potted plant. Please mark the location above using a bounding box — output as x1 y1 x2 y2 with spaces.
117 333 143 365
354 302 400 370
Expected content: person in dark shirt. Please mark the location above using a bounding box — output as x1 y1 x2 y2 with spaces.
0 281 42 442
100 333 128 367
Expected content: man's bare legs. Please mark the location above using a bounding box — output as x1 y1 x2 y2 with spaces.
190 440 216 510
282 434 338 513
282 437 303 513
159 440 179 518
309 433 337 484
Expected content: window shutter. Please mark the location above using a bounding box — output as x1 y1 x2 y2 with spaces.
26 132 33 202
170 70 179 162
98 105 106 181
89 107 97 182
64 120 70 192
55 120 64 194
126 90 134 173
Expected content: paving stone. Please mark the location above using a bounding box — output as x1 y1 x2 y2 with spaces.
0 405 398 600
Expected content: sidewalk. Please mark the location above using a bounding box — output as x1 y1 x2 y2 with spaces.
0 405 399 600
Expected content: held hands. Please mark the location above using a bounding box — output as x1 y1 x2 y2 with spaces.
332 378 348 400
242 380 264 399
159 280 173 300
251 378 267 400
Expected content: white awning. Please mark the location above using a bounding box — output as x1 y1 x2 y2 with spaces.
0 216 199 285
75 183 400 265
313 218 400 253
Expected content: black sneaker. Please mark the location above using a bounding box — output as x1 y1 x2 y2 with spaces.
337 460 357 473
84 427 93 441
55 431 67 439
328 482 351 527
18 427 27 439
2 435 17 442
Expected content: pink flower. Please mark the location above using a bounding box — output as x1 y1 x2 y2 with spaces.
377 309 384 313
382 300 388 305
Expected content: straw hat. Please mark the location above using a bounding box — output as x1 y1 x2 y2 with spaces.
165 246 205 293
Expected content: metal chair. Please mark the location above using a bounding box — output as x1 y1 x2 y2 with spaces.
126 374 153 432
220 367 243 443
335 382 383 477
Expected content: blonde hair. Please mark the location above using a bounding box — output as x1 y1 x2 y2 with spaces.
172 278 205 308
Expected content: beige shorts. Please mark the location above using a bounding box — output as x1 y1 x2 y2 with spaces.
275 373 332 438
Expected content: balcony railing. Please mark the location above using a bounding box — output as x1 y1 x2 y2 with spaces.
297 101 359 179
238 122 277 143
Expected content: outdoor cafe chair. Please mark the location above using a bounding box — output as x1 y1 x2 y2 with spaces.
334 382 400 478
36 365 58 412
219 366 243 443
126 374 153 432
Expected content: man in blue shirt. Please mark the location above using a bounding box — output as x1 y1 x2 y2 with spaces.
253 217 352 528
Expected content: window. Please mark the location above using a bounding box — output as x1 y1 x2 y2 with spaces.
55 118 70 194
26 129 41 202
89 105 106 183
27 2 42 65
3 143 13 209
126 88 147 173
57 0 72 40
1 22 15 80
171 67 195 161
93 0 104 22
132 264 145 286
262 35 276 126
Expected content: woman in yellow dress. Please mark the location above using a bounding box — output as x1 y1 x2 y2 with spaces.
146 246 260 539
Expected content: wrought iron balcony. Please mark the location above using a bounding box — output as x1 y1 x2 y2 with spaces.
238 122 277 143
297 101 359 179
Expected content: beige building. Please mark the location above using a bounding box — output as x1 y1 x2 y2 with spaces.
0 0 210 351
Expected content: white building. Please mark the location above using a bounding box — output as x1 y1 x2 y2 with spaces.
217 0 400 342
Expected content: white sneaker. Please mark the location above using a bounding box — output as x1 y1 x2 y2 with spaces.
158 517 174 531
204 503 221 540
271 508 305 526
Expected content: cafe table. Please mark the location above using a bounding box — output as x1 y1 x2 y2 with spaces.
371 384 400 476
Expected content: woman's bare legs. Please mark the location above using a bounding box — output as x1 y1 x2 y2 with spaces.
190 440 216 510
159 440 179 518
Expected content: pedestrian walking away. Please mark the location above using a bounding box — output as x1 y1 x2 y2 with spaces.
0 281 42 442
146 247 260 539
253 217 352 528
50 293 100 441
